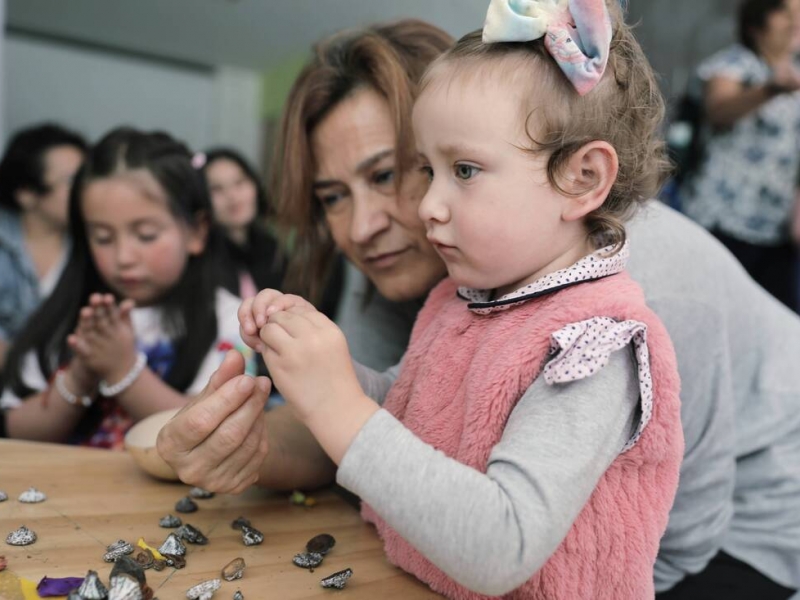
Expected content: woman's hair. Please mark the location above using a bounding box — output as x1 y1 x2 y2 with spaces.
4 127 224 403
202 147 271 219
0 123 87 211
426 1 669 250
738 0 789 52
271 19 454 302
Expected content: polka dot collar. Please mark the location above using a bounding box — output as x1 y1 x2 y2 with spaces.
458 242 629 314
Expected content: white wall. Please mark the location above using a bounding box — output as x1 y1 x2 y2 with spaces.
211 65 263 164
4 33 262 162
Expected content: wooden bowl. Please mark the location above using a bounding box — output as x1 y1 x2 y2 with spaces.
124 408 181 481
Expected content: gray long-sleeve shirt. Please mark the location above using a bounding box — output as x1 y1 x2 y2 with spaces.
340 349 640 595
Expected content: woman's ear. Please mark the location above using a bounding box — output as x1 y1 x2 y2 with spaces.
559 141 619 222
187 210 210 256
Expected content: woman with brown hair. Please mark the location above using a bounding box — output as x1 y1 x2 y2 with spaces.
272 19 450 307
158 13 800 599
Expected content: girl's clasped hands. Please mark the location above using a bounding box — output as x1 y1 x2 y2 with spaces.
67 293 138 389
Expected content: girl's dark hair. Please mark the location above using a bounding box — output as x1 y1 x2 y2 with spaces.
271 19 454 303
0 123 87 211
739 0 788 52
4 127 224 404
202 147 271 219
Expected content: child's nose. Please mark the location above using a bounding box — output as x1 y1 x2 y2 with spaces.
115 239 138 266
418 185 449 224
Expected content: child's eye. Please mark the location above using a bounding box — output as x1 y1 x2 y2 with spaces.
373 169 395 186
91 236 113 246
419 165 434 182
138 232 159 243
454 164 480 180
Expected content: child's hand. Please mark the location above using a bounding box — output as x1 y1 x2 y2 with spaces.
258 305 363 426
66 305 102 392
238 289 316 352
70 294 138 383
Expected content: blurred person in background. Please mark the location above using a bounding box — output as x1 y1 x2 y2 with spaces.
680 0 800 311
201 147 343 319
0 123 87 370
201 148 284 299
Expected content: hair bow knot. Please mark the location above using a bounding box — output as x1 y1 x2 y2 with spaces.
483 0 612 95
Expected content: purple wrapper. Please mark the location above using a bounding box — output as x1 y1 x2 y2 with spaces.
37 575 85 596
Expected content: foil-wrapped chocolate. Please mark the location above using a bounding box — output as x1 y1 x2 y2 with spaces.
159 514 182 528
158 533 186 557
230 516 250 531
189 487 214 499
103 540 135 563
18 487 46 503
107 574 143 600
292 552 324 569
320 568 353 590
221 557 246 581
77 570 109 599
6 525 36 546
175 497 198 513
176 524 208 545
163 553 186 569
240 525 263 547
185 578 221 599
306 533 336 555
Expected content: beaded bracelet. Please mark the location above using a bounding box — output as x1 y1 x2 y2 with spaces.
98 352 148 397
54 369 94 408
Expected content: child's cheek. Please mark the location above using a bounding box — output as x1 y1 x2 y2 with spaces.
89 244 116 283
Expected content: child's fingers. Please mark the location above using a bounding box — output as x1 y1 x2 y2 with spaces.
264 294 315 318
263 310 316 339
258 319 296 353
92 301 112 332
285 305 337 333
119 298 136 316
252 289 287 327
237 298 263 351
68 334 90 357
238 324 263 353
237 297 258 335
78 306 94 333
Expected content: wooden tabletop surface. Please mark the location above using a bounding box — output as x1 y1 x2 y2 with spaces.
0 439 441 599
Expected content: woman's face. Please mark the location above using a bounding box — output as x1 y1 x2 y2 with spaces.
205 158 259 234
759 0 800 54
21 145 84 229
311 88 447 302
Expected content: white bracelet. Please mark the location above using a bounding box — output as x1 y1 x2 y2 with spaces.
54 370 94 408
98 352 148 397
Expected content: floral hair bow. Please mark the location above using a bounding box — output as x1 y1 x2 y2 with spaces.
482 0 612 95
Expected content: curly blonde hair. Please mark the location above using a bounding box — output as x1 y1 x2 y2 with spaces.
423 1 670 250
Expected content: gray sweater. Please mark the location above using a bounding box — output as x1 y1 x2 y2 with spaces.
337 200 800 592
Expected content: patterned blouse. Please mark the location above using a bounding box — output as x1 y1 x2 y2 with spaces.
681 44 800 245
0 208 68 343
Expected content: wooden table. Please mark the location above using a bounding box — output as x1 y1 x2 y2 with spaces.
0 439 441 599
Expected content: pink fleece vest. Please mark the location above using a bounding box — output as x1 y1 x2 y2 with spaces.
361 273 683 599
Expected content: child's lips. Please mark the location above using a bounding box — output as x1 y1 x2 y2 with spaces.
118 277 144 289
